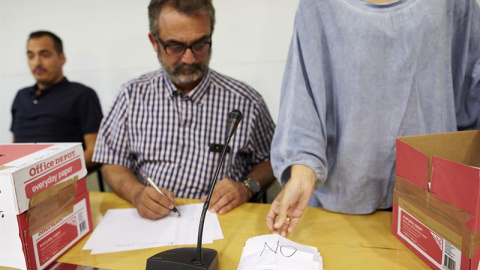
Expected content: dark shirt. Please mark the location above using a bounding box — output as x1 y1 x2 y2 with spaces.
10 77 103 144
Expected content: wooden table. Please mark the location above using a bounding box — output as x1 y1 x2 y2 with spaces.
57 192 429 269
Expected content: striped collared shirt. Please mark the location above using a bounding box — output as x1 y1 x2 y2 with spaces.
93 68 275 199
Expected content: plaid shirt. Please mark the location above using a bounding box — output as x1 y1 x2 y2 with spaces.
93 69 275 199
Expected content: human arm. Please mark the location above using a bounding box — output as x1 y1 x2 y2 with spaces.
267 1 330 233
266 165 315 237
201 86 276 214
91 85 176 220
203 160 275 214
102 164 176 220
83 132 99 169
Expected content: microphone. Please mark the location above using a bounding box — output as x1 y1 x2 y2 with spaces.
146 109 243 270
226 109 243 140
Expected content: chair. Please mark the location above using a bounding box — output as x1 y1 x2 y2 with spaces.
87 164 105 192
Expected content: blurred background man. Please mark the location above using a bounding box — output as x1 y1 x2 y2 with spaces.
10 31 103 170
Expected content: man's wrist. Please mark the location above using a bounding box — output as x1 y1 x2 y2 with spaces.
130 184 146 206
241 182 254 201
243 177 261 197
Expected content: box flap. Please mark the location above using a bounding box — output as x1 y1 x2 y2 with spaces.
397 130 480 191
398 130 480 167
396 139 429 190
0 144 52 167
431 156 480 230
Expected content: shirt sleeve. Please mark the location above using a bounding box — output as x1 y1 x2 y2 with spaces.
271 0 329 189
454 0 480 130
76 87 103 135
92 86 132 168
10 92 19 133
249 97 275 163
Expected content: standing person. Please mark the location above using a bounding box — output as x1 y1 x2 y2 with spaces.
10 31 103 170
267 0 480 236
93 0 276 220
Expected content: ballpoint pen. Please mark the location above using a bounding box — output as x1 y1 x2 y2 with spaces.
143 175 181 217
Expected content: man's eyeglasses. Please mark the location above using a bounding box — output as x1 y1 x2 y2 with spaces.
155 37 211 57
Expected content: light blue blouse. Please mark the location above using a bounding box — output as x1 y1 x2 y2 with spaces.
271 0 480 214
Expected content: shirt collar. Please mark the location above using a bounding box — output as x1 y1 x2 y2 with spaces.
29 77 68 97
163 69 211 105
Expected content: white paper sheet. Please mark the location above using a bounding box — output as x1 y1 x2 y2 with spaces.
237 234 323 270
83 203 223 254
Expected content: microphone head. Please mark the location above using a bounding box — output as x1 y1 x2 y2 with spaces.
229 109 243 124
226 109 243 141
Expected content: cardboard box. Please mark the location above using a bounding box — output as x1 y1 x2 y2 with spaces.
18 179 92 270
0 144 92 270
392 130 480 270
47 262 101 270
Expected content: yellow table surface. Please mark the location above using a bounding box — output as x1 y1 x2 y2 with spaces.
57 192 429 269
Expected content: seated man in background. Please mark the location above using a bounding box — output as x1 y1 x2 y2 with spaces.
10 31 103 170
93 0 276 220
267 0 480 236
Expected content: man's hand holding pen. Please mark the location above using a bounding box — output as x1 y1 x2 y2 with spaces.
133 185 176 220
132 176 179 220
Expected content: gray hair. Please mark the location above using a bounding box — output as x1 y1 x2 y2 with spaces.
148 0 215 38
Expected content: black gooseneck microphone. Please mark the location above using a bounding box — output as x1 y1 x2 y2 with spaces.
146 109 243 270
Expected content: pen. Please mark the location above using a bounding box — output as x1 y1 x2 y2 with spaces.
143 175 181 217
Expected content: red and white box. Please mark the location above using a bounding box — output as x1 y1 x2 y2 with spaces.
0 143 92 270
392 130 480 270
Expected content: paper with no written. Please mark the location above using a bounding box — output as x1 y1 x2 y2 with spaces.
83 203 223 254
237 234 323 270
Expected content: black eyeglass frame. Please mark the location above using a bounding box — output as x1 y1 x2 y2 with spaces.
155 36 212 57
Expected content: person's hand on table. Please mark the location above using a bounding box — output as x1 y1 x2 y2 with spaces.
133 186 176 220
201 178 251 215
266 165 315 237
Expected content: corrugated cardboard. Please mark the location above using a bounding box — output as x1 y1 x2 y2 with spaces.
392 130 480 270
0 144 92 270
0 143 87 214
18 179 92 270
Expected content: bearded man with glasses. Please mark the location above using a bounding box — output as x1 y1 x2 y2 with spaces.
93 0 276 220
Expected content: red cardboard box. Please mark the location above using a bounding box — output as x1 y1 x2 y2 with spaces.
18 179 92 270
0 144 92 270
392 130 480 270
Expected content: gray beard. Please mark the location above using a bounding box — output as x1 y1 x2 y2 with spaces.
158 52 211 88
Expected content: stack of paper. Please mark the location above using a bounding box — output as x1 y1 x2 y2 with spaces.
237 234 323 270
83 204 223 254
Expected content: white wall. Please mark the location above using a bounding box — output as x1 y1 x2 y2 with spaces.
0 0 299 143
2 0 480 144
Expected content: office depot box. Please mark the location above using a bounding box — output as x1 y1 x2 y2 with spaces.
18 180 92 270
47 262 101 270
392 130 480 270
0 144 92 270
0 143 87 215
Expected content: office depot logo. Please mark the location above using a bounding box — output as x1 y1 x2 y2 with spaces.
25 159 82 198
28 150 76 177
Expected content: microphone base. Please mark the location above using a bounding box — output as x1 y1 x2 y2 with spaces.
146 247 218 270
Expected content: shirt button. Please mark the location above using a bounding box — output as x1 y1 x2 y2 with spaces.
33 99 38 105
